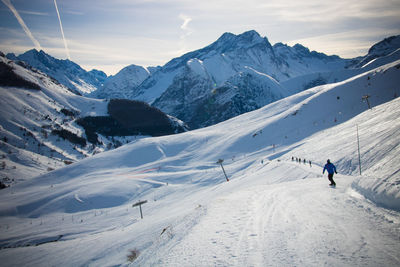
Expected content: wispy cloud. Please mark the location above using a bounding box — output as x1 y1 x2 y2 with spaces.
54 0 70 60
178 13 193 54
1 0 42 50
179 13 192 31
18 10 49 16
2 0 398 74
286 28 400 58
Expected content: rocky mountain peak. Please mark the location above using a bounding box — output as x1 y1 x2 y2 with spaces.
368 35 400 56
211 30 271 53
8 49 107 95
352 35 400 68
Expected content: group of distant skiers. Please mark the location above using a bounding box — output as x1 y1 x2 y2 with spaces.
292 156 312 167
292 157 337 187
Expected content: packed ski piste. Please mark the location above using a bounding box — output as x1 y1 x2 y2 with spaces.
0 60 400 266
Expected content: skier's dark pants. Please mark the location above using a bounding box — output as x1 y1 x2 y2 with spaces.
328 173 336 185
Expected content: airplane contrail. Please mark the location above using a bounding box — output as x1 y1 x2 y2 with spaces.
1 0 42 50
54 0 70 60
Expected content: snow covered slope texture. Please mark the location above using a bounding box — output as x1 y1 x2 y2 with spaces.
0 54 189 184
7 49 107 95
2 58 398 216
0 54 111 184
0 58 398 266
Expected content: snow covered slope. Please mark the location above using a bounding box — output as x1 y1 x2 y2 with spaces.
0 54 111 184
0 58 398 266
0 55 186 185
7 49 107 95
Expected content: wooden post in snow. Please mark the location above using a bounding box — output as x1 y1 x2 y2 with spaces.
217 159 229 182
356 125 362 175
132 200 148 219
362 95 371 109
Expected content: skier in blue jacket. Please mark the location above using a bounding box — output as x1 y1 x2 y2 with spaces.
323 159 337 186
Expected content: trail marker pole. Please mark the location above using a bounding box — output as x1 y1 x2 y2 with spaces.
362 95 371 109
356 125 362 175
217 159 229 182
132 200 148 219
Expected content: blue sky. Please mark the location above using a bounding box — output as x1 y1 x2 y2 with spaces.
1 0 399 75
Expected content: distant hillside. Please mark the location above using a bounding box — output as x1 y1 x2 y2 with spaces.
6 49 107 95
0 54 187 185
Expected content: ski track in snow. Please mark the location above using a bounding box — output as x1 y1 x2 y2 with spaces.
153 168 400 266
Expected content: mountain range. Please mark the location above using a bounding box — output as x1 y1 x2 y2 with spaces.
135 31 400 128
101 30 351 128
6 49 107 95
2 31 400 183
8 31 400 129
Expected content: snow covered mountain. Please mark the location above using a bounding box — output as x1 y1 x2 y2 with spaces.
153 64 289 128
0 54 186 185
133 30 350 128
147 32 400 129
283 35 400 93
354 35 400 68
6 49 107 95
92 64 151 99
0 55 399 266
139 29 348 95
100 32 399 130
8 32 400 130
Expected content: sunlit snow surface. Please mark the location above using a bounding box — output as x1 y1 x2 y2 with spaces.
0 60 399 266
